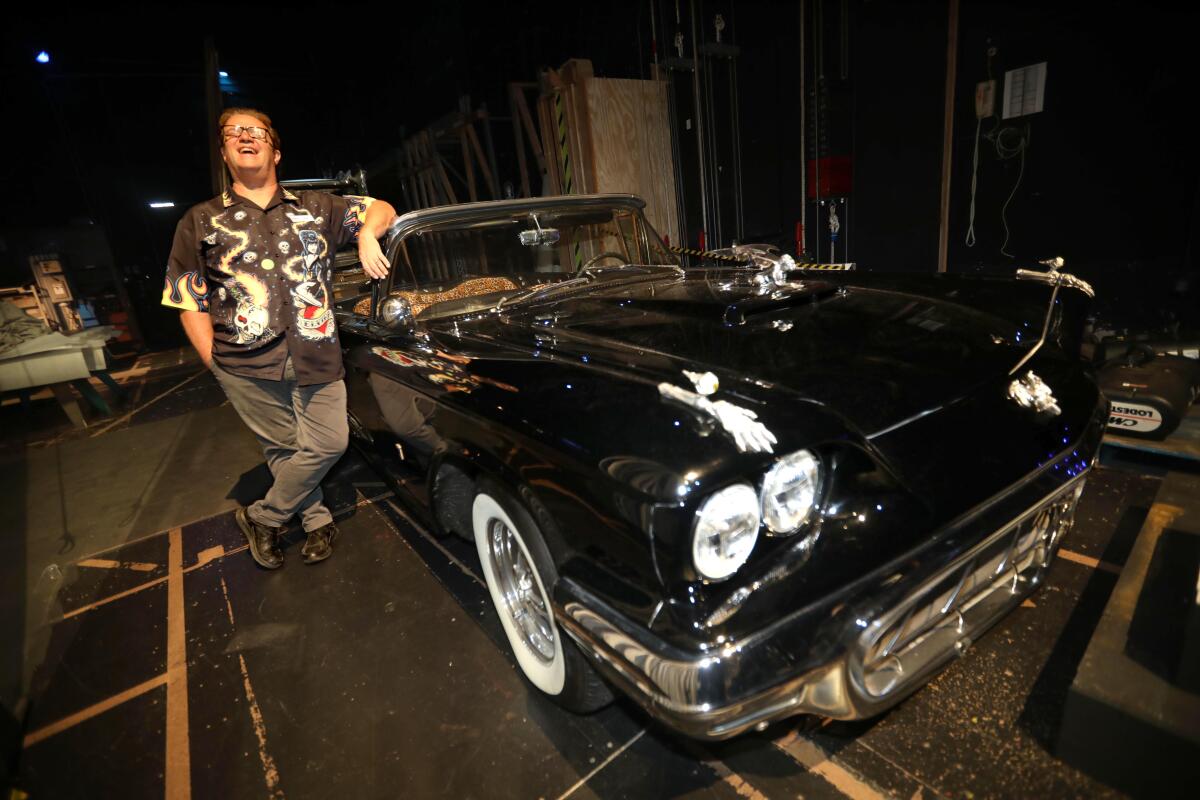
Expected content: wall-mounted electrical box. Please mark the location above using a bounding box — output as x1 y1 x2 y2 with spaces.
975 79 996 118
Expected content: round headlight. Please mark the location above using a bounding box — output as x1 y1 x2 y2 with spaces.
692 483 761 581
760 449 820 534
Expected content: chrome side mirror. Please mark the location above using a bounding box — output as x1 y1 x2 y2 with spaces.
378 295 416 335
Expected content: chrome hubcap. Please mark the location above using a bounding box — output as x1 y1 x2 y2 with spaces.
488 519 555 663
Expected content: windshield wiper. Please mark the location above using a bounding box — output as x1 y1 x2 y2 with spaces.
493 275 593 313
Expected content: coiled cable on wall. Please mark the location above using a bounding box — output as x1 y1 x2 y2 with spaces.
996 124 1029 258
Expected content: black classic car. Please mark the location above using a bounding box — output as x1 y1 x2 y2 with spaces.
334 194 1105 739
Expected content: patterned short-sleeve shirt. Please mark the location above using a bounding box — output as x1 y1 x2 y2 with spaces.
163 186 374 385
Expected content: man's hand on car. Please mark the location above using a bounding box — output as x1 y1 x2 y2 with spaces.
359 236 391 280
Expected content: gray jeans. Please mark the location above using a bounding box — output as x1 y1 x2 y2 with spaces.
211 357 349 531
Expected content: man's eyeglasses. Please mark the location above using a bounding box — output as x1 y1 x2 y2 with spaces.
221 125 270 142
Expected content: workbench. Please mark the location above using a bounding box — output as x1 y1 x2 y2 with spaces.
0 326 121 428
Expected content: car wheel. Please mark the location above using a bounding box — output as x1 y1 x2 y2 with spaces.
472 482 613 712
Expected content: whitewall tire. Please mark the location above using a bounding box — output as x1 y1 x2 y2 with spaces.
471 480 614 712
473 491 567 695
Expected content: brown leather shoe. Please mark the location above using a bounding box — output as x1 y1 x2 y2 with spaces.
236 507 284 569
301 522 338 564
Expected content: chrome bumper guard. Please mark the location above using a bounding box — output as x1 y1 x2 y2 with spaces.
851 474 1087 703
556 472 1089 740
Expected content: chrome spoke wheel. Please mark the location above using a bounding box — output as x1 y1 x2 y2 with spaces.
473 486 611 709
488 518 556 663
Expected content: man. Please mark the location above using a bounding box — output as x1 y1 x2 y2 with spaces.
162 107 396 568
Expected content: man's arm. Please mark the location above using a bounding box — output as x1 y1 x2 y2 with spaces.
357 200 397 280
163 211 212 364
180 310 214 367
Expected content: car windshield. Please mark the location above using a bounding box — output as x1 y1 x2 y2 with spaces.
386 204 678 320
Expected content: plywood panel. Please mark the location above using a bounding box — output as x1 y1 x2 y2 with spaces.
584 78 680 247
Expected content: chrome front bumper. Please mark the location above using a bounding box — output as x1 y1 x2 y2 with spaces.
555 471 1089 740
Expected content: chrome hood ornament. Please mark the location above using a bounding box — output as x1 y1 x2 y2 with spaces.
768 253 796 286
658 379 777 454
1007 371 1061 416
683 370 720 396
1015 256 1094 298
1008 256 1096 377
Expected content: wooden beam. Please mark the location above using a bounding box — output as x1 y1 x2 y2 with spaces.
478 107 502 198
431 137 458 205
514 82 546 171
937 0 960 273
420 132 440 206
460 127 478 202
509 84 532 198
559 58 594 86
410 133 428 205
419 131 444 205
466 123 498 199
398 141 417 211
408 139 428 208
567 82 596 194
536 93 562 195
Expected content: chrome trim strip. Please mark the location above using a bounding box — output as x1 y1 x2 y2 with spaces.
386 193 646 246
850 470 1089 701
554 465 1091 738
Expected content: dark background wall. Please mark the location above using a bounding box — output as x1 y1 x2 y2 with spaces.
2 1 1195 347
945 1 1199 297
851 0 948 270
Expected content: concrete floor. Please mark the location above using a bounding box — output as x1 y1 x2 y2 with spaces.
0 348 1189 798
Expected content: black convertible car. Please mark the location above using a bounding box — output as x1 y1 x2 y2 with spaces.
334 194 1105 739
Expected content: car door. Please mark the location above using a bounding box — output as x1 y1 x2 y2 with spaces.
336 257 442 516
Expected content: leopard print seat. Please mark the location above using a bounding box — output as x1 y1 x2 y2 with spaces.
353 276 521 318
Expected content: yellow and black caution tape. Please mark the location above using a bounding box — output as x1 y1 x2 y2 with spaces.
554 93 573 195
666 245 745 263
553 93 583 269
587 227 856 271
792 262 856 271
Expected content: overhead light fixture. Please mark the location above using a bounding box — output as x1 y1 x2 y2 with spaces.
36 51 50 64
148 201 175 209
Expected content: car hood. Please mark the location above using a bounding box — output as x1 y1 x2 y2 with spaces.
489 269 1040 438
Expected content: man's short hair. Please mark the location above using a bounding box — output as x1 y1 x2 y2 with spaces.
218 107 280 150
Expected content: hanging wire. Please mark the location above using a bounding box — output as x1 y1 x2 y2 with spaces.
966 116 982 247
996 124 1028 258
966 46 995 248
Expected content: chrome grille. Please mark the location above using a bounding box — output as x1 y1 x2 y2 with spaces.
856 477 1087 699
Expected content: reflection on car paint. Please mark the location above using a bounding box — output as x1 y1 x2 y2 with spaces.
371 345 519 396
367 371 445 461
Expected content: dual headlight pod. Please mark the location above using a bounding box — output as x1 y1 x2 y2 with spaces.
691 450 821 581
692 484 761 581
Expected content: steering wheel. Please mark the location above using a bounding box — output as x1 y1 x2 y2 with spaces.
581 251 627 271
